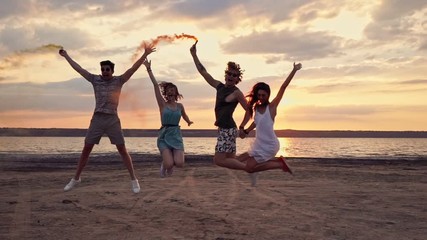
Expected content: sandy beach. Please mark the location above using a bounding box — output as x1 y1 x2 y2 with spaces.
1 154 426 240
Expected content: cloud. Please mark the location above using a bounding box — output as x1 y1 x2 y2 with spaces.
221 29 344 60
150 0 367 28
161 0 241 18
0 0 32 19
287 104 427 121
419 39 427 51
364 0 427 50
291 105 381 117
0 72 215 116
0 24 97 76
0 26 34 54
304 82 363 94
0 79 93 112
397 79 427 85
0 0 151 20
304 79 427 95
0 24 95 55
146 0 311 28
371 0 427 21
294 0 342 23
297 65 381 81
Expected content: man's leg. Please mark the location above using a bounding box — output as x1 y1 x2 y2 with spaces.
74 143 95 180
64 143 94 191
116 144 140 193
116 144 137 180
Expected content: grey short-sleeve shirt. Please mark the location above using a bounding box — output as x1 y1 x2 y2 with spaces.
87 75 127 115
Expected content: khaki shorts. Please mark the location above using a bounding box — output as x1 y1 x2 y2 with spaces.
215 128 237 153
85 112 125 145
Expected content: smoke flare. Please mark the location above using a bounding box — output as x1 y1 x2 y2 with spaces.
0 44 63 71
132 33 198 61
20 44 64 54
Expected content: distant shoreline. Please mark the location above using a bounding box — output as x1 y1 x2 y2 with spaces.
1 127 427 138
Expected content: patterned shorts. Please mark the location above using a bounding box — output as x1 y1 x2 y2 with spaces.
215 128 237 153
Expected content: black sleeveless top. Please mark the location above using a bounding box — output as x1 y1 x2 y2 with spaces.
214 83 238 128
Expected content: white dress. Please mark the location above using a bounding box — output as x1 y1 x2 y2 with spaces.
248 105 280 163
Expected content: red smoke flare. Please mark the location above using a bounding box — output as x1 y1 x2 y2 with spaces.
133 33 198 61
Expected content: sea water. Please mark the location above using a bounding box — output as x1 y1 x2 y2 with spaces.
1 136 426 160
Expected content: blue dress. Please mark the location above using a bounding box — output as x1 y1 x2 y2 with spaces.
157 106 184 151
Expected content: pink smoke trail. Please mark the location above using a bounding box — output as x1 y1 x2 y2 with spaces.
132 33 198 61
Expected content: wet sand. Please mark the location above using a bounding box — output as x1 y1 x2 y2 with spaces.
1 154 426 240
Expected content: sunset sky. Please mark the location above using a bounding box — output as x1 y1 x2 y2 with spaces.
0 0 426 131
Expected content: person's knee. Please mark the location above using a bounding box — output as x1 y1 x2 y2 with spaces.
174 160 184 168
163 161 174 169
213 156 224 166
245 159 257 173
170 155 184 168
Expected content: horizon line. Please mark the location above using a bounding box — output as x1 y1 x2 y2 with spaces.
1 127 427 132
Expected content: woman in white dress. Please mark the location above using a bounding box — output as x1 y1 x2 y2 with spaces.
238 62 302 185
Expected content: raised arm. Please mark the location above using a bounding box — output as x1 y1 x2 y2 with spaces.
59 49 93 80
143 59 165 111
179 103 194 127
236 89 252 138
121 45 156 82
190 41 221 88
270 62 302 108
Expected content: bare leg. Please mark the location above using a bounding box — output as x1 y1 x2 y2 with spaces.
161 149 175 169
243 157 260 186
237 153 275 172
214 152 246 170
236 152 250 162
172 149 185 168
252 159 282 172
252 157 292 173
116 144 137 180
73 143 94 180
244 157 259 173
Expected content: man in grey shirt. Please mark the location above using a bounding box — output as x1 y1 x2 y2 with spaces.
59 45 155 193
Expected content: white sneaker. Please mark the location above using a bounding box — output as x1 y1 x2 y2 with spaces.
249 172 258 187
131 179 140 193
64 178 81 192
160 164 166 178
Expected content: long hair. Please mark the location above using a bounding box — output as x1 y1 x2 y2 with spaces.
246 82 271 118
159 82 183 101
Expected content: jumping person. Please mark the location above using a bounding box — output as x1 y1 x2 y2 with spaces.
143 59 193 177
239 62 302 186
59 45 156 193
190 41 251 170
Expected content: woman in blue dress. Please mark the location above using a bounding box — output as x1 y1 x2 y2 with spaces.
143 59 193 177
